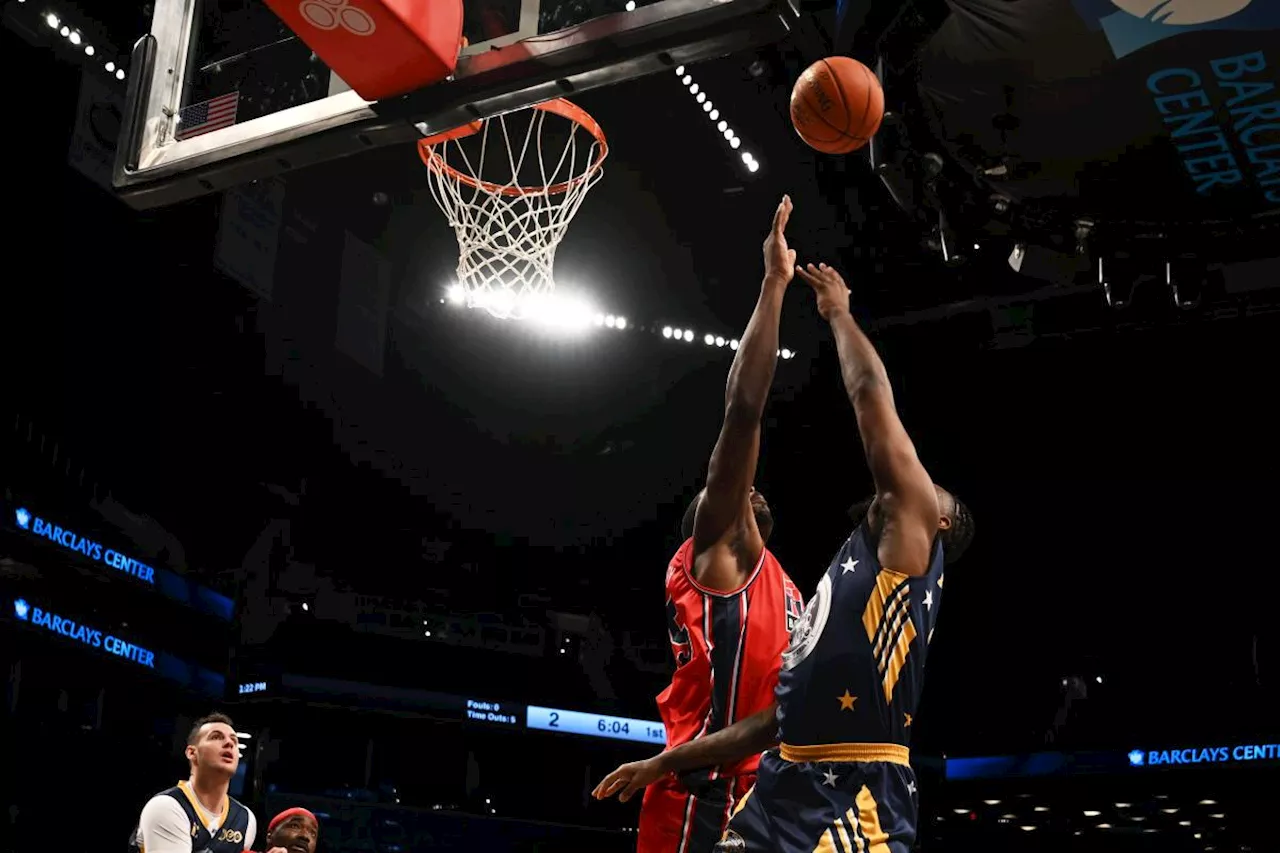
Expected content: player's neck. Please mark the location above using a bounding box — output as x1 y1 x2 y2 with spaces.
188 770 229 812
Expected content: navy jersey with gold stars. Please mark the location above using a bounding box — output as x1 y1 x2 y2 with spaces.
775 522 944 749
128 781 252 853
713 524 945 853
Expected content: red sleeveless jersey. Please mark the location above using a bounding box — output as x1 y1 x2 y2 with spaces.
656 538 804 780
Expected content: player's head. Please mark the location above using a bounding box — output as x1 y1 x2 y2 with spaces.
185 712 239 778
681 487 774 543
847 486 973 565
268 808 319 853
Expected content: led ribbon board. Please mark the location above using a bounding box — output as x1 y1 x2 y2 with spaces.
9 504 233 621
15 506 156 583
10 596 225 697
945 743 1280 780
1129 744 1280 768
268 673 668 745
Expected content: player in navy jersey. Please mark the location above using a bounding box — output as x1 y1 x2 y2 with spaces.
129 713 257 853
596 261 974 853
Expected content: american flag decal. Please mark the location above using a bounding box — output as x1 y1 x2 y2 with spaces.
175 91 239 141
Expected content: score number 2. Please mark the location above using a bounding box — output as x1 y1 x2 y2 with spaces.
527 705 666 745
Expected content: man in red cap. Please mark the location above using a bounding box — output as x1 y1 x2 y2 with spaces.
263 808 319 853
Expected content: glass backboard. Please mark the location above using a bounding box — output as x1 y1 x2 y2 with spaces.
113 0 797 209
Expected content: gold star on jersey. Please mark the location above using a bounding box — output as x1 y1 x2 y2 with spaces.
838 690 857 711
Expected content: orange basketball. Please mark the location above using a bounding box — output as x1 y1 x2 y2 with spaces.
789 56 885 155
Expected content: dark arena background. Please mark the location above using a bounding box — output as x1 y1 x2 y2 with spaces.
2 0 1278 851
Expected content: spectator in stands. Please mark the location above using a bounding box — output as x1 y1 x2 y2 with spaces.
128 712 257 853
264 808 320 853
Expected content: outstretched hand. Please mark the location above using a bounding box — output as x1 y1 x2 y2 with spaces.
592 757 665 804
763 195 797 287
796 262 851 320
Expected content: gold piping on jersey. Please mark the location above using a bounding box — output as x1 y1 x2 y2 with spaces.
176 780 229 831
731 784 754 818
861 568 917 704
779 742 910 765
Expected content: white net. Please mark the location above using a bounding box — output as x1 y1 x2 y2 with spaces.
420 101 607 321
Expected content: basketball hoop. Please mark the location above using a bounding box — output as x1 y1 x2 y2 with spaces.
418 99 608 321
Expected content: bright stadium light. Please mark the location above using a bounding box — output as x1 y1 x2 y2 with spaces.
677 70 760 173
440 290 794 356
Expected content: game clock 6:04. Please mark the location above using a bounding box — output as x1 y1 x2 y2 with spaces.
526 705 666 745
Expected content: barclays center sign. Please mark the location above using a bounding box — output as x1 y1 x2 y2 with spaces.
1073 0 1280 210
14 507 158 584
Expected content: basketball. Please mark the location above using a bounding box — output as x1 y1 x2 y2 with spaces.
789 56 885 155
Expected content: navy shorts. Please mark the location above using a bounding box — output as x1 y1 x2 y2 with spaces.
715 750 918 853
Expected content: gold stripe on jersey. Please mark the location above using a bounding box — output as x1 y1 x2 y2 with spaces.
861 569 917 704
854 786 892 853
835 812 859 853
812 828 841 853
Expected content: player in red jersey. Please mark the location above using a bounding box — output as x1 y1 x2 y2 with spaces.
617 196 806 853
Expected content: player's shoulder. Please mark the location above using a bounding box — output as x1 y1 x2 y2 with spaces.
758 546 792 581
139 791 187 825
665 538 695 588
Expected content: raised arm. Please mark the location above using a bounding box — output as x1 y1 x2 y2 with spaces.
592 703 779 803
797 263 940 577
691 197 795 589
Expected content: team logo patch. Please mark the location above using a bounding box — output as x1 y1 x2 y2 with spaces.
783 578 804 634
782 573 832 671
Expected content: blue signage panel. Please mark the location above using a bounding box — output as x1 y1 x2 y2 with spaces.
10 505 233 622
1129 744 1280 768
10 596 224 698
946 742 1280 781
16 507 156 583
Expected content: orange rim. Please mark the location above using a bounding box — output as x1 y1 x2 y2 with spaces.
417 98 608 197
